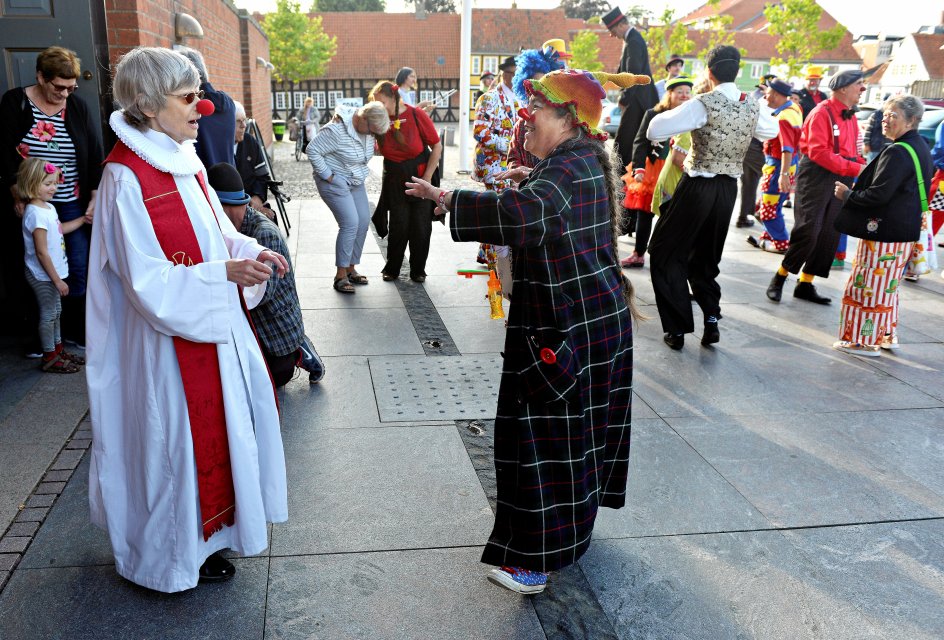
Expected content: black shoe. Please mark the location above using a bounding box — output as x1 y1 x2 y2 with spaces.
793 281 831 305
766 273 787 302
199 552 236 583
298 335 325 384
410 275 426 283
746 235 760 248
702 317 720 346
663 333 684 350
736 218 755 228
782 198 792 209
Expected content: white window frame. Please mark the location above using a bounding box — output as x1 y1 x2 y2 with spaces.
275 92 286 111
471 55 481 75
328 91 344 108
293 92 307 109
750 63 763 79
314 91 326 109
483 56 498 75
433 90 451 108
419 90 435 105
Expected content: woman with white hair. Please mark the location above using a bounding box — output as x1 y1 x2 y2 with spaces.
307 100 389 293
86 46 290 593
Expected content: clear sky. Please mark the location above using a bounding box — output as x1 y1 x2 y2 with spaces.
234 0 941 38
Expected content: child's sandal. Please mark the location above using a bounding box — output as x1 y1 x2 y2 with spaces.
41 354 80 374
57 348 85 365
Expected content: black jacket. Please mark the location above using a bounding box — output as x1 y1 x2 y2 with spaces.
631 108 666 171
797 88 827 121
865 109 889 154
614 27 659 167
0 86 104 210
235 131 270 202
835 129 933 242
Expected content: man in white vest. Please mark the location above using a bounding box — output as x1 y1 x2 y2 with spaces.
646 45 778 350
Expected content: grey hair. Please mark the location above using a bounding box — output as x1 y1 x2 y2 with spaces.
176 46 208 83
113 47 200 131
358 101 391 135
884 94 924 127
233 100 246 117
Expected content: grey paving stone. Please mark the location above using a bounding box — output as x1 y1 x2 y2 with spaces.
296 275 406 309
265 548 545 640
666 413 944 528
783 520 944 640
0 391 87 445
294 249 387 276
594 420 769 539
422 273 491 309
14 508 48 523
301 308 424 356
0 559 267 640
25 494 54 509
51 448 84 471
0 570 7 592
0 351 42 425
0 537 29 553
270 425 494 555
43 470 73 483
580 532 879 640
0 554 17 571
436 306 508 354
5 523 38 538
864 344 944 403
531 563 619 640
66 438 92 450
20 457 112 569
370 355 501 422
0 442 63 531
897 287 944 342
631 311 942 419
35 482 66 495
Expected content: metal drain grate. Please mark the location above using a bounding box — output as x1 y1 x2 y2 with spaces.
370 355 501 421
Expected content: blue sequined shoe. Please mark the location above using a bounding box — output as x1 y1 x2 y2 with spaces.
487 566 548 594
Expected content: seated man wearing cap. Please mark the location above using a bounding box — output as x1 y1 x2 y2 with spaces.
207 162 325 386
233 101 276 221
646 45 778 350
748 78 802 254
765 70 866 305
655 55 684 99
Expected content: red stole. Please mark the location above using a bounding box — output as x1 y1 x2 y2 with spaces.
105 141 235 541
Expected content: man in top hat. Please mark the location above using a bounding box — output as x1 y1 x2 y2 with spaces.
646 45 778 349
472 55 521 192
206 162 324 386
602 6 659 170
797 65 828 120
655 55 685 99
748 78 803 253
765 70 866 305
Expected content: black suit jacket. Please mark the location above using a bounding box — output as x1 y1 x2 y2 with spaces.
614 27 658 166
835 130 932 242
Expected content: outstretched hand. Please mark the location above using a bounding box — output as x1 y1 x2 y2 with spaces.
404 175 437 201
492 166 531 183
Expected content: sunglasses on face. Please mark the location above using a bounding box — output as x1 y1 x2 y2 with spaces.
167 90 205 104
49 81 78 94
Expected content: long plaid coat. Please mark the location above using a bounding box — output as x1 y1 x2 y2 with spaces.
452 140 634 572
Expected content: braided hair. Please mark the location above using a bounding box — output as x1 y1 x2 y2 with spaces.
368 80 405 145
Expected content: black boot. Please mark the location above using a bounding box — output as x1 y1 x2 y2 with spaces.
766 273 787 302
702 316 720 346
793 281 831 305
199 551 236 583
663 332 685 350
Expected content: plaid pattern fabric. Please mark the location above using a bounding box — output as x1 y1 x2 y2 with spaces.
240 208 303 357
452 141 634 572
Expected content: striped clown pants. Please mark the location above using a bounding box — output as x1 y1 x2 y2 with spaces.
754 158 793 252
838 240 914 347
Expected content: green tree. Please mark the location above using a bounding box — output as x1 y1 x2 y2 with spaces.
559 0 612 21
263 0 337 83
645 8 695 82
569 30 604 72
765 0 846 76
404 0 456 12
313 0 385 10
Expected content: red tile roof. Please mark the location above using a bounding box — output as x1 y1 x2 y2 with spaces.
913 33 944 79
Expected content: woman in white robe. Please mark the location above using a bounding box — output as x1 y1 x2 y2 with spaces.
86 47 289 593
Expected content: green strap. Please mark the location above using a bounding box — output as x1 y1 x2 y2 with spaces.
895 141 928 213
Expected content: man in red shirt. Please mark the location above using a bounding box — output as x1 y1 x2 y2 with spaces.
796 66 827 121
766 70 865 304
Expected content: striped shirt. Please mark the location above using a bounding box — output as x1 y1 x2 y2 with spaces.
306 104 373 185
20 100 79 203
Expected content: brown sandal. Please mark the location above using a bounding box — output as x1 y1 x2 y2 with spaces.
41 354 80 374
347 270 368 285
333 276 355 294
57 346 85 365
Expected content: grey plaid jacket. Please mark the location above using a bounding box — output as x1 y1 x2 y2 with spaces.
240 208 303 357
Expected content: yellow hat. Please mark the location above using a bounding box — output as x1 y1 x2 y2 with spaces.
805 65 825 79
542 38 572 60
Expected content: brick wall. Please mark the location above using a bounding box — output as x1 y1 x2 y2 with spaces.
104 0 272 146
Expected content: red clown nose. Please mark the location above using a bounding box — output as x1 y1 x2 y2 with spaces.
517 107 533 122
196 99 215 116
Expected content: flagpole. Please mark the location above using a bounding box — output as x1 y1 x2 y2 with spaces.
457 0 472 173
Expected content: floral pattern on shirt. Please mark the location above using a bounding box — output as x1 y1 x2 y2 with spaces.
30 120 56 142
473 86 521 187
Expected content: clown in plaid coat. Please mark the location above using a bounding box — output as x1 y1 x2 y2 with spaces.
451 138 634 572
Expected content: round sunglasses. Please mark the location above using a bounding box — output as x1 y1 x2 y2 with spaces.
167 90 205 104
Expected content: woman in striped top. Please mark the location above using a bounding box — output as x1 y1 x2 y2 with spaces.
1 46 104 350
307 101 389 293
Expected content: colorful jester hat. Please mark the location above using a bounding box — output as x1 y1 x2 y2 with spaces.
523 69 651 141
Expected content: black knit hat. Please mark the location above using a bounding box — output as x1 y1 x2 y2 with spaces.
207 163 250 206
